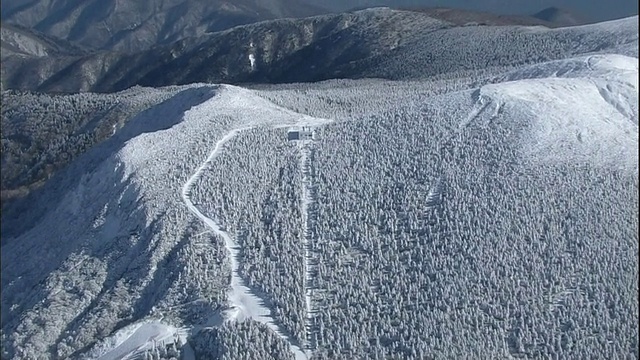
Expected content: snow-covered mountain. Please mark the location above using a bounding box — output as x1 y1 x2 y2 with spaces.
2 47 638 360
1 11 638 360
0 0 327 52
2 9 637 93
0 86 187 217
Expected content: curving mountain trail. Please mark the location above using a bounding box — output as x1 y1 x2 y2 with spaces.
181 125 309 359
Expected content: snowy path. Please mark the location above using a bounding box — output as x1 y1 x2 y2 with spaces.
298 140 318 356
181 126 309 360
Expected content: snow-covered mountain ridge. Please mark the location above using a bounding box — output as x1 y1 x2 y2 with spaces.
482 54 638 169
2 10 637 93
1 40 638 360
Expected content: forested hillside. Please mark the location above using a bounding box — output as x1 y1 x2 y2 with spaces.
2 9 636 93
0 87 181 212
0 9 637 360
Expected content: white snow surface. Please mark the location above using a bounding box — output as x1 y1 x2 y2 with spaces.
480 54 638 170
85 320 188 360
182 126 308 359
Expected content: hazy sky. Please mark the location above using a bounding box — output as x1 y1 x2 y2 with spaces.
318 0 639 22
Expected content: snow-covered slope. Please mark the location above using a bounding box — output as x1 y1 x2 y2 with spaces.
2 52 638 359
85 320 188 360
1 84 330 359
482 54 638 169
254 54 638 358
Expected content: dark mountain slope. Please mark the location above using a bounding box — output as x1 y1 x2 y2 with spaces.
1 8 637 94
0 9 446 92
401 7 556 27
0 87 184 211
532 6 589 27
0 0 329 52
0 23 86 58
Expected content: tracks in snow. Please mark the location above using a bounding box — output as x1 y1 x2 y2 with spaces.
458 91 491 131
181 126 308 360
425 176 444 208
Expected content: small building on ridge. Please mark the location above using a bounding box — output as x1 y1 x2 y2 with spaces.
288 126 314 141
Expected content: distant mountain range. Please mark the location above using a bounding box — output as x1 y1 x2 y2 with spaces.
318 0 636 23
0 0 328 52
0 0 598 56
532 6 589 26
0 23 87 59
397 7 569 27
2 8 637 94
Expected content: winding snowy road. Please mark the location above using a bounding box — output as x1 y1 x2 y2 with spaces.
181 125 310 360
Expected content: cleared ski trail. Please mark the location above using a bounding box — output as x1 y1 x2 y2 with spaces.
298 140 318 357
182 125 309 360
